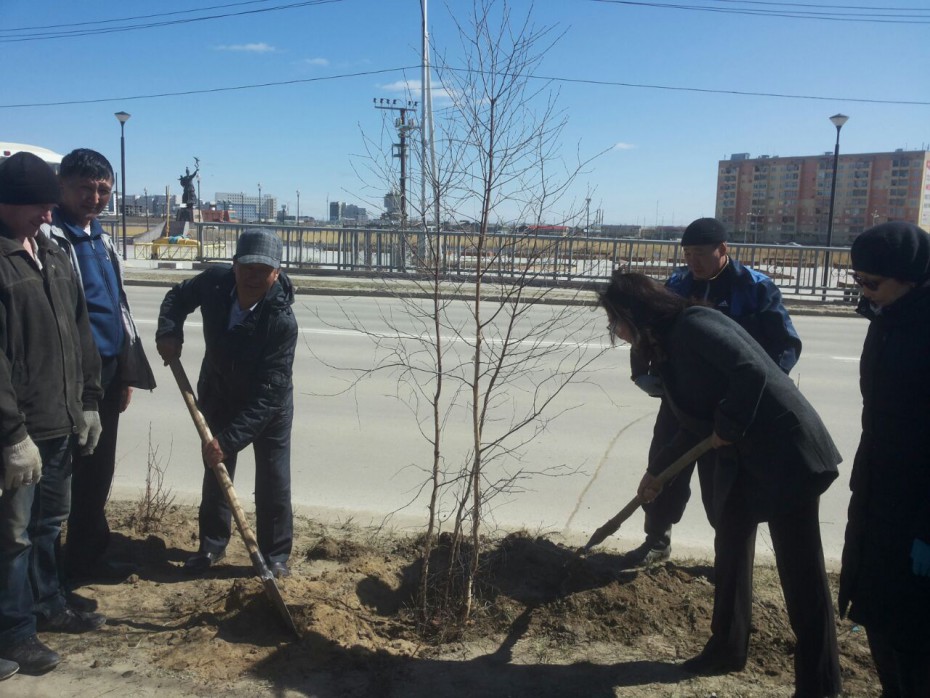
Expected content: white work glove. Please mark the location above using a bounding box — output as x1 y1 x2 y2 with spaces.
3 435 43 489
78 410 103 456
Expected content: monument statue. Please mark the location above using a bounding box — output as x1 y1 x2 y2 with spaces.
176 164 199 223
179 166 198 206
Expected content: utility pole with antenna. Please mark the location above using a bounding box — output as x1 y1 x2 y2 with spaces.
373 98 419 230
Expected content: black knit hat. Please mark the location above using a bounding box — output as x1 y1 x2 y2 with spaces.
681 217 727 246
0 151 61 205
851 221 930 283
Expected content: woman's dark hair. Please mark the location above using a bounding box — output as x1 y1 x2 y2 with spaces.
59 148 114 182
599 271 692 362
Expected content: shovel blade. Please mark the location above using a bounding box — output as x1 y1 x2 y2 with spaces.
261 573 301 639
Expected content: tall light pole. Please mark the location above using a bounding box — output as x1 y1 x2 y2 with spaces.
822 113 848 291
114 111 131 260
143 187 149 231
257 182 262 222
296 189 300 226
585 197 591 234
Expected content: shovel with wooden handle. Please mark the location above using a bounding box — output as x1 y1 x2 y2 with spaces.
168 358 301 639
575 435 715 557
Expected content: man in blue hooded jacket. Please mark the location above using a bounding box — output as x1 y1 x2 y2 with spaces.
623 217 802 568
46 148 156 584
155 229 297 579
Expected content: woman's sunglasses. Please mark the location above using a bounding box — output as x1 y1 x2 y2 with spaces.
851 273 885 291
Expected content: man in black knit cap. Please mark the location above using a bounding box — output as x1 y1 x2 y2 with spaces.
0 152 105 676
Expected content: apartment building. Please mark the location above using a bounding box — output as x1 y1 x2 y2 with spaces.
716 149 930 244
215 192 277 223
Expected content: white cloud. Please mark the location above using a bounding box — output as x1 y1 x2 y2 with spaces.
380 79 421 93
214 43 277 53
612 142 636 151
378 79 453 103
302 57 329 66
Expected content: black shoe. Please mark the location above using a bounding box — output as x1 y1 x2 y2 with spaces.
65 590 99 613
269 561 290 579
37 607 107 634
0 658 18 680
617 539 671 569
183 550 225 573
0 635 60 675
681 648 746 676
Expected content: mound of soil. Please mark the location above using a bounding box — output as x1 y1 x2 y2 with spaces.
16 502 880 697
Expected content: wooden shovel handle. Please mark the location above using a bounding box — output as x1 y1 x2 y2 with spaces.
168 358 264 564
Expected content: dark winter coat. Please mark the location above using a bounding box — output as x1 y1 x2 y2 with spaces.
155 265 297 456
0 227 102 445
647 306 840 523
838 283 930 641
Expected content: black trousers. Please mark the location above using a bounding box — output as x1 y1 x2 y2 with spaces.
642 451 718 542
198 406 293 564
64 358 121 576
865 627 930 698
707 494 841 697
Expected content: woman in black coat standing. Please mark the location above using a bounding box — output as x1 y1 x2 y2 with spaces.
839 222 930 698
600 272 841 698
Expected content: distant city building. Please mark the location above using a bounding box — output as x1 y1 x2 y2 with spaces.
215 192 277 223
329 200 367 223
716 149 930 244
383 189 401 219
343 204 367 223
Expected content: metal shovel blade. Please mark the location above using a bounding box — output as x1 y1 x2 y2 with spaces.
169 358 301 638
577 435 715 556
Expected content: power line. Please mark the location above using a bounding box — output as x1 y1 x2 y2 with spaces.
694 0 930 11
514 70 930 105
0 0 341 43
0 64 926 110
591 0 930 23
0 0 280 33
0 67 420 109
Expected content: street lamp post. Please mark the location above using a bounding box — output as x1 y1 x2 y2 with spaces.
257 182 262 222
296 190 300 227
114 111 131 260
822 113 848 292
144 187 149 231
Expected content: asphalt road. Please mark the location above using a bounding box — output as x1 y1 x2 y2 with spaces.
116 284 867 564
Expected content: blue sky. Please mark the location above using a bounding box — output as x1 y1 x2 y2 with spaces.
2 0 927 226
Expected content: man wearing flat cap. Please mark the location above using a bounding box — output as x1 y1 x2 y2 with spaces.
156 229 297 578
623 216 802 568
0 152 105 675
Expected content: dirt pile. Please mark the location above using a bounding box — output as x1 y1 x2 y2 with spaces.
15 502 880 697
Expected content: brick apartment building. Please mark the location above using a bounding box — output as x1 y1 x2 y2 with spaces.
716 149 930 245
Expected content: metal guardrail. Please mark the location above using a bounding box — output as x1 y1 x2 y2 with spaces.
110 220 862 301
